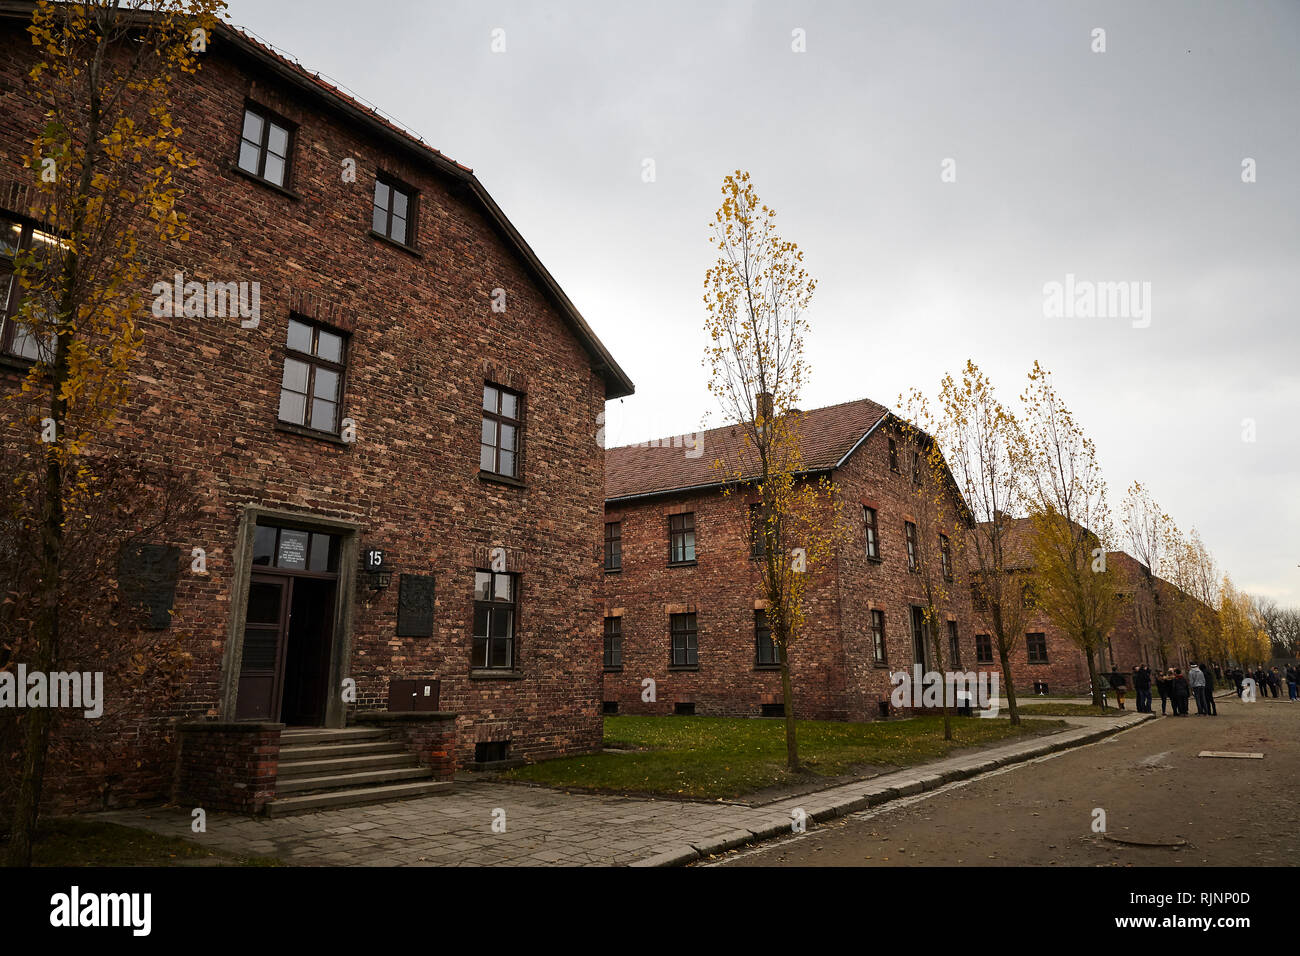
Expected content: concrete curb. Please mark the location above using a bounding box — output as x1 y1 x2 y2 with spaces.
635 712 1153 867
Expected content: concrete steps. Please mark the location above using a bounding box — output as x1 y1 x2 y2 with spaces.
268 727 453 816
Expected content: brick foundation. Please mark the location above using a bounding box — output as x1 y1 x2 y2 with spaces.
173 721 283 814
354 711 457 781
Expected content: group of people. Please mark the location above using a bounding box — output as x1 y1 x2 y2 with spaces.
1105 663 1220 716
1225 665 1299 701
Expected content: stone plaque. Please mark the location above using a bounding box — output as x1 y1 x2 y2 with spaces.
118 543 180 629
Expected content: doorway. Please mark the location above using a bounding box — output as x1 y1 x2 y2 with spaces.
234 524 340 725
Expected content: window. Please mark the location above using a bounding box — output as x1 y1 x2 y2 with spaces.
604 521 622 571
0 216 59 363
472 571 517 669
372 175 415 245
912 449 922 485
236 105 292 188
947 620 960 667
939 534 953 581
971 582 989 611
1022 582 1037 608
278 316 346 434
480 384 522 478
1026 632 1048 663
251 524 340 573
749 504 765 560
669 612 698 667
904 522 919 572
864 506 880 560
755 610 778 667
871 609 887 665
603 617 622 669
668 513 696 564
888 437 900 473
975 633 994 664
602 701 619 715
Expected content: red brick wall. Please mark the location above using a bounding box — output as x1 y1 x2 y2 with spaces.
600 421 997 722
0 22 610 809
173 722 282 814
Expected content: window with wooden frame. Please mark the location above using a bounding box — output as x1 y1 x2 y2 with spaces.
0 215 59 363
278 316 347 435
871 609 888 665
939 534 953 581
971 582 989 611
1022 582 1038 608
864 506 880 560
668 513 696 565
603 616 622 669
947 620 961 667
472 570 517 670
749 504 765 560
904 521 919 572
1026 632 1048 663
372 174 415 246
755 610 778 667
975 633 994 664
912 449 922 485
669 612 698 667
603 521 622 571
480 383 522 479
236 105 293 188
888 437 900 473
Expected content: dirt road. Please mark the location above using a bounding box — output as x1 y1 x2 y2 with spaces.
717 692 1299 867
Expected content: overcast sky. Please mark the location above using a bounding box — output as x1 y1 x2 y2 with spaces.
225 0 1300 605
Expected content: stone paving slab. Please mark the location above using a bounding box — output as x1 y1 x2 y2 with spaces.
97 712 1148 867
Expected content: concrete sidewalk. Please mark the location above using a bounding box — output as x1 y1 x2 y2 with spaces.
99 712 1149 867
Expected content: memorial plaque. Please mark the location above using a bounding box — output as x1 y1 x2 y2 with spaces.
396 573 436 637
118 543 180 629
276 529 309 570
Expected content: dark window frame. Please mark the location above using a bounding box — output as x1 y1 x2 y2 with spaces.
0 215 58 365
904 521 919 573
277 315 348 436
947 619 961 667
603 521 622 571
755 609 779 668
871 608 888 666
975 633 994 664
749 503 765 560
668 512 696 565
480 382 524 480
472 570 519 671
939 533 953 581
1026 632 1048 664
864 506 880 561
669 612 699 668
888 437 900 473
603 616 623 669
371 172 418 247
235 103 294 189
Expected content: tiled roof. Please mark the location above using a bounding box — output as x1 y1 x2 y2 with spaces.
606 397 890 501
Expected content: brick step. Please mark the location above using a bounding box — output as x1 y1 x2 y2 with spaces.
275 766 433 794
275 740 405 760
266 780 454 817
277 752 418 778
278 727 392 746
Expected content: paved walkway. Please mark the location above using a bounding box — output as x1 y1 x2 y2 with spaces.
100 713 1148 866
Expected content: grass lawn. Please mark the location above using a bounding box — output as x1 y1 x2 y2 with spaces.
26 818 281 867
505 713 1067 800
1016 703 1124 717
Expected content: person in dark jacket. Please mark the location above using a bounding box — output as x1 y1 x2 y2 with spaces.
1232 668 1244 697
1269 668 1282 698
1156 670 1172 714
1133 665 1152 713
1203 663 1217 716
1287 665 1298 701
1108 668 1127 709
1171 668 1190 716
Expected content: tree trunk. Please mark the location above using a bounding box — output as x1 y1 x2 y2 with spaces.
997 643 1020 726
778 638 798 773
1085 648 1105 708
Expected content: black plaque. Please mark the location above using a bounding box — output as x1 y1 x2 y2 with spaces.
396 574 436 637
117 543 181 629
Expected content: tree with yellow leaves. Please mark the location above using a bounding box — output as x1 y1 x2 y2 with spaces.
3 0 223 866
1021 363 1119 707
930 361 1030 726
702 171 843 772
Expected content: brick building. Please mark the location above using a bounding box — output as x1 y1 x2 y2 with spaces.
978 518 1195 696
600 398 997 721
0 9 632 812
